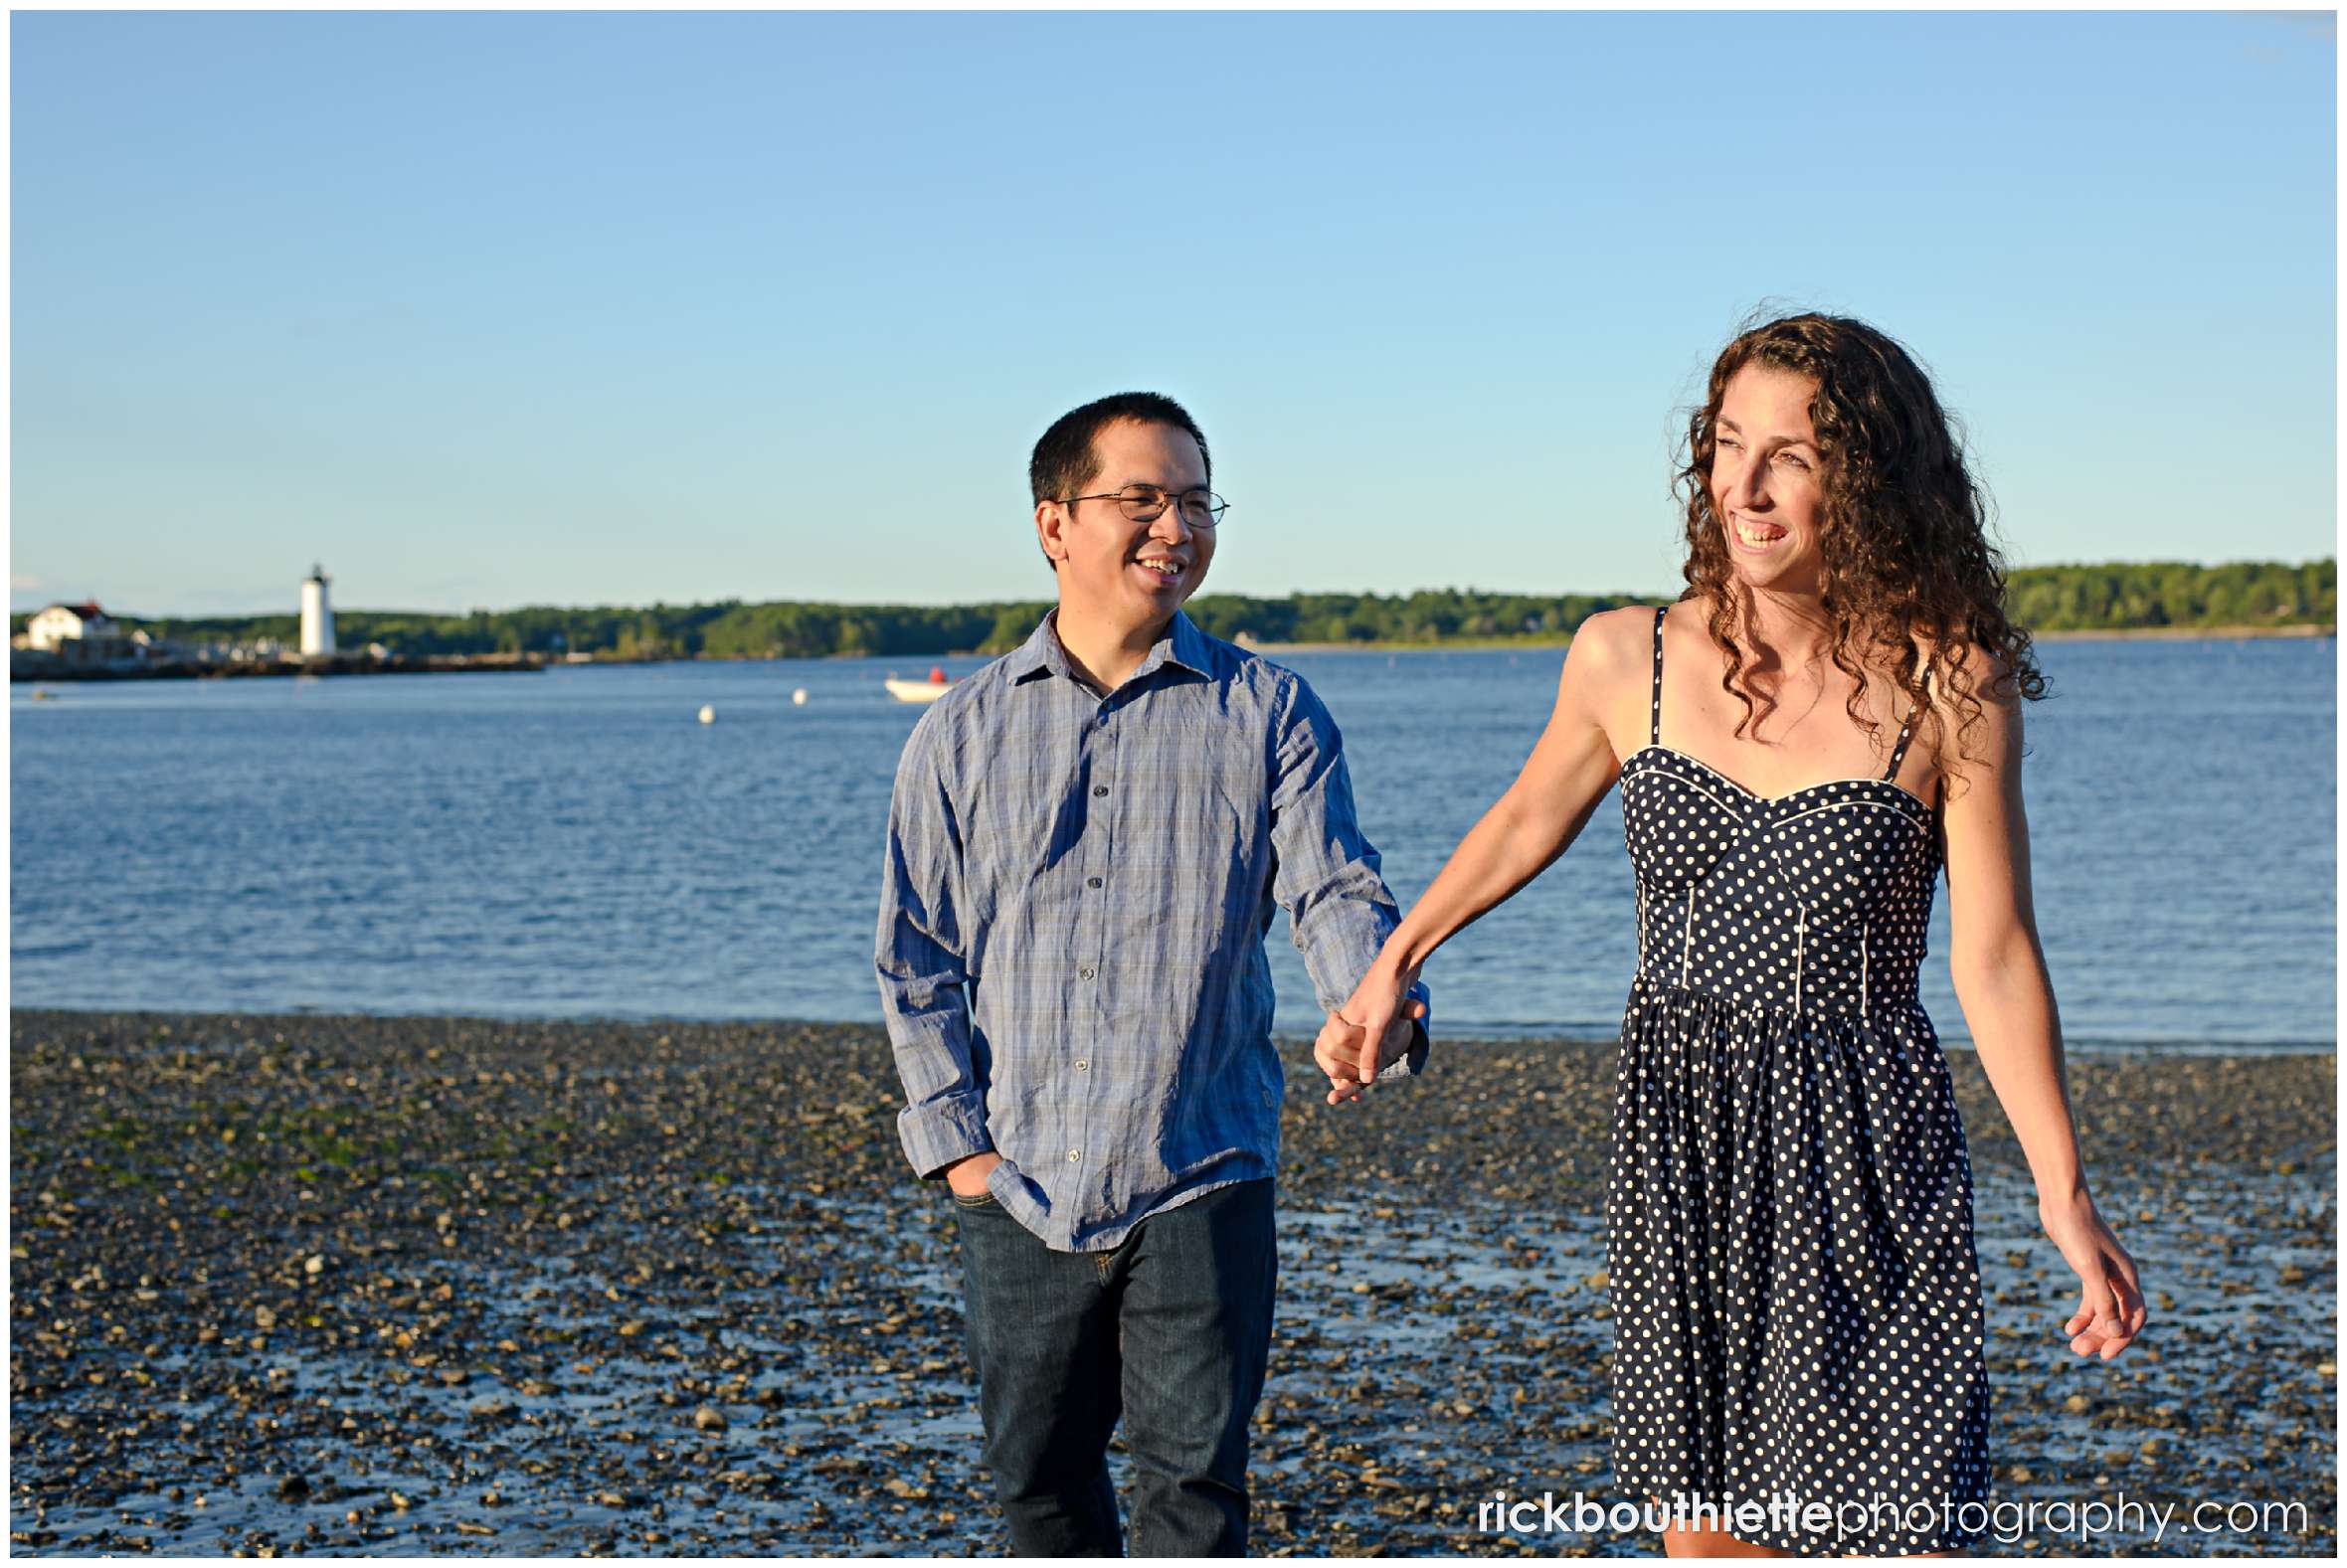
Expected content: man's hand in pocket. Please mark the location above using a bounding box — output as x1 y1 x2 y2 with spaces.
944 1151 1002 1198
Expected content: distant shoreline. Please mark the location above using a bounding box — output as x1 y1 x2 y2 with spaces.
2026 622 2333 641
1234 622 2334 655
14 623 2328 683
9 651 550 684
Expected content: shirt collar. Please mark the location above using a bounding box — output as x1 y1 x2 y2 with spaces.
1004 611 1067 684
1155 610 1213 680
1007 609 1211 689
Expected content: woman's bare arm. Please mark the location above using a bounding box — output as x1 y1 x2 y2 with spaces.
1939 673 2146 1358
1316 608 1643 1095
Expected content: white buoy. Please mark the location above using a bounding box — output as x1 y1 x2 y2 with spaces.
792 688 808 705
698 704 716 724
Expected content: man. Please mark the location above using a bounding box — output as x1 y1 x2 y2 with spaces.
875 391 1429 1555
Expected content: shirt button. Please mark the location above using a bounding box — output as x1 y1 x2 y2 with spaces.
1086 876 1102 889
1067 1148 1082 1162
1078 966 1095 980
1092 784 1108 797
1075 1059 1089 1072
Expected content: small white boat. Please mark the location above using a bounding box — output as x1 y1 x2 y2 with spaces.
884 677 951 704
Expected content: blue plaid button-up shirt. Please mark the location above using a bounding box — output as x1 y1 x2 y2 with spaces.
876 609 1430 1253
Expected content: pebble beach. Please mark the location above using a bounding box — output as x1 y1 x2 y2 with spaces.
8 1009 2336 1556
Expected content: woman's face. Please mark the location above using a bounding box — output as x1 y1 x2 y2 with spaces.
1710 364 1828 597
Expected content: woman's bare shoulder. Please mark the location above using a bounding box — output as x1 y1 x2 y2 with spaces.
1911 631 2019 712
1910 633 2023 785
1566 603 1671 673
1554 605 1678 745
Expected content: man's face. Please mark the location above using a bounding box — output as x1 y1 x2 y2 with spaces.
1036 419 1215 633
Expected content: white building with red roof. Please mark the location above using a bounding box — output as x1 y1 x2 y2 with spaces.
25 601 114 652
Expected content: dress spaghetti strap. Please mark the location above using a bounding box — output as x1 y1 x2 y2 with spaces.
1884 711 1917 781
1649 606 1667 748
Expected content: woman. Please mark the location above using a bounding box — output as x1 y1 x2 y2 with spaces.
1319 313 2145 1555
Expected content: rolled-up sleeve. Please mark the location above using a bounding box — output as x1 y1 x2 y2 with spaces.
1266 677 1433 1079
876 715 993 1177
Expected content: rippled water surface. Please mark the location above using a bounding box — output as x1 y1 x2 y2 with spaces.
11 636 2334 1048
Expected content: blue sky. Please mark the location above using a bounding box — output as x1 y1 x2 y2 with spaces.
10 9 2337 617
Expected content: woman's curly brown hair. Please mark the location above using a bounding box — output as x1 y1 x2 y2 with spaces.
1674 311 2045 779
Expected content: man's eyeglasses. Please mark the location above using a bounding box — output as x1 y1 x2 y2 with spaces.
1059 485 1229 529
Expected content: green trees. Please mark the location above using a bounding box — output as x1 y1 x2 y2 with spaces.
81 559 2334 659
2004 559 2334 631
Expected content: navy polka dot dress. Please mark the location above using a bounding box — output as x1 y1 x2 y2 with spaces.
1606 607 1990 1554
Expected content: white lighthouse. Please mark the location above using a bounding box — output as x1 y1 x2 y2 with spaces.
300 563 336 656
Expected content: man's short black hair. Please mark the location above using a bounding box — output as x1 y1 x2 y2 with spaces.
1029 392 1211 509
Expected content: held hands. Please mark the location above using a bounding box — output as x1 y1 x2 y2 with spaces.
2041 1192 2146 1359
1314 963 1427 1107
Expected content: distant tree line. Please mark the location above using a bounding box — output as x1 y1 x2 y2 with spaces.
2003 559 2333 632
17 559 2331 658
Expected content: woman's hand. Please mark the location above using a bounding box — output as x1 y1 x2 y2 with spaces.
2040 1192 2146 1358
1314 961 1423 1105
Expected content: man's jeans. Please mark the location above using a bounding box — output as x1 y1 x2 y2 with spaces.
951 1176 1277 1557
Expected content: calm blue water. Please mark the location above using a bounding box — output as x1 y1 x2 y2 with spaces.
9 637 2336 1049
